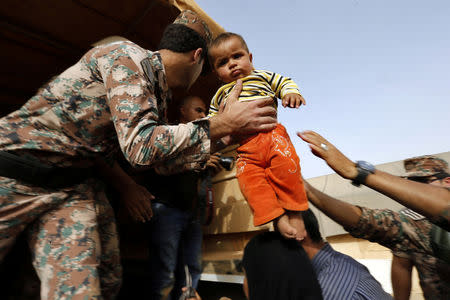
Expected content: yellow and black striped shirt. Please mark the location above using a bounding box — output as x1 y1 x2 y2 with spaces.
208 69 302 117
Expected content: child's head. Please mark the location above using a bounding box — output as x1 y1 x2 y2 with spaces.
209 32 253 83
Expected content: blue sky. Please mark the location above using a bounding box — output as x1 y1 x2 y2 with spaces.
196 0 450 178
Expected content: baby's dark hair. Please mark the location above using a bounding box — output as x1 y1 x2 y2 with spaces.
210 32 249 53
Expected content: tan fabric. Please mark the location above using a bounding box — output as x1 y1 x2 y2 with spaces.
173 9 213 44
403 155 449 177
168 0 225 38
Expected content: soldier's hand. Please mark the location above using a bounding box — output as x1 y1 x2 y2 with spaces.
297 131 357 180
220 79 277 135
120 183 154 222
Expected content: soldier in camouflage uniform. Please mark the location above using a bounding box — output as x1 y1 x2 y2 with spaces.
298 131 450 299
390 156 450 300
0 10 277 300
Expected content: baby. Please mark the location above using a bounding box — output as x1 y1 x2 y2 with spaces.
208 32 308 240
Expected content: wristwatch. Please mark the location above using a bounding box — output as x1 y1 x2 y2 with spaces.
351 160 375 187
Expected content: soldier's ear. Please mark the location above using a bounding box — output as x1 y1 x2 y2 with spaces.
193 48 203 64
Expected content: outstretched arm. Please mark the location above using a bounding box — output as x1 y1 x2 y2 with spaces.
98 44 275 173
298 131 450 230
363 168 449 229
304 180 362 228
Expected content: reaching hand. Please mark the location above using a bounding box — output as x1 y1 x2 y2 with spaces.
282 93 306 108
297 130 357 180
120 183 154 222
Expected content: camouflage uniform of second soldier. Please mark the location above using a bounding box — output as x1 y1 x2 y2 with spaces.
345 156 450 299
0 11 212 300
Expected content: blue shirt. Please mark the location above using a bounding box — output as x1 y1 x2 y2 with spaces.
311 243 393 300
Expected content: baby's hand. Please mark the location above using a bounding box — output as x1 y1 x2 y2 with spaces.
282 93 306 108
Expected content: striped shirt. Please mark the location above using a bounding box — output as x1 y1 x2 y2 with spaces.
208 69 301 116
311 243 392 300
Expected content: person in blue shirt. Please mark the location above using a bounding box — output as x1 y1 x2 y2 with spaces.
300 209 393 300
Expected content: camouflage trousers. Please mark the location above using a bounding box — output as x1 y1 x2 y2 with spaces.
0 176 122 300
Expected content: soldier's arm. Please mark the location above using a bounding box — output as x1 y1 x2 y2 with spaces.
304 180 362 228
97 44 211 170
298 130 450 230
306 182 420 252
391 255 413 300
99 45 276 173
364 170 450 230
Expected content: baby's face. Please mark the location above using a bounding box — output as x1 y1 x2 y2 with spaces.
210 36 253 83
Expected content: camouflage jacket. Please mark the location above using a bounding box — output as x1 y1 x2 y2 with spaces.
0 41 210 174
346 207 450 299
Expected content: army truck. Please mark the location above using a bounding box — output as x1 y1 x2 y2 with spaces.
1 1 445 299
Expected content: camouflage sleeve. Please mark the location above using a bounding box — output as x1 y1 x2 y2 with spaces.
153 118 210 175
96 43 210 171
345 207 433 255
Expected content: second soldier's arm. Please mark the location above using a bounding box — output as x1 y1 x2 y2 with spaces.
298 130 450 230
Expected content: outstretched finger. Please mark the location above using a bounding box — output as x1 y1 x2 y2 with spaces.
295 96 302 108
298 131 330 157
297 131 323 146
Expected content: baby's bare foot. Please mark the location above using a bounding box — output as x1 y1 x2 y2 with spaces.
288 211 307 241
274 213 297 239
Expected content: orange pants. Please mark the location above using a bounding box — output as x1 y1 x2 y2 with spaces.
236 124 308 226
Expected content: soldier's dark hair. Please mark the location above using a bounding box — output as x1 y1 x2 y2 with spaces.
158 24 207 60
301 209 323 243
210 32 249 53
